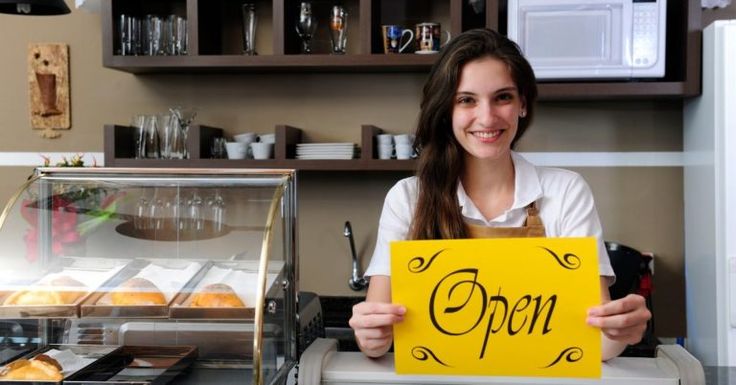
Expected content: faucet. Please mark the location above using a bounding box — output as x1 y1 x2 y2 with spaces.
344 221 368 291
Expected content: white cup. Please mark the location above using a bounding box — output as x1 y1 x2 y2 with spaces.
259 133 276 144
234 132 257 143
376 134 393 145
394 134 413 145
251 142 274 159
377 143 394 159
225 142 248 159
395 143 414 159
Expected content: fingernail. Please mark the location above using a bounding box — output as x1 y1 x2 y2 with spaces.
398 306 407 314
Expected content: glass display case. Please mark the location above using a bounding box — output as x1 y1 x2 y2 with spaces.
0 168 298 385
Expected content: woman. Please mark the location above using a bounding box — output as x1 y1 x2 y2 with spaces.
349 28 650 361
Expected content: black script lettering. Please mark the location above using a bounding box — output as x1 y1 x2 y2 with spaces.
429 269 487 336
529 295 557 334
508 295 531 336
426 270 558 360
479 288 507 359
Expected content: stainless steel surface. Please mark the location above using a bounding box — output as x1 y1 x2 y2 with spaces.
343 222 367 291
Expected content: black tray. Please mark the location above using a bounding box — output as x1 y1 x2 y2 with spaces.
64 345 198 385
0 344 121 385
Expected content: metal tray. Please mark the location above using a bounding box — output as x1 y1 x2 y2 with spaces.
169 261 284 320
64 345 197 385
0 258 131 319
0 344 121 385
81 259 206 319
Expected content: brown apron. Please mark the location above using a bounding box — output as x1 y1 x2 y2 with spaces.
464 201 546 238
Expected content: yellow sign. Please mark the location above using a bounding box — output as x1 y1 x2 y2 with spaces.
391 237 601 378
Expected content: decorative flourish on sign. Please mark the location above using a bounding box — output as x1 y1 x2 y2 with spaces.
408 249 446 273
542 347 584 368
411 346 451 367
540 247 581 270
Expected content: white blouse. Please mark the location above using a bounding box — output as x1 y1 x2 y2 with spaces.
364 152 615 281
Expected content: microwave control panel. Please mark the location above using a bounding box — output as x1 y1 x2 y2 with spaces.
632 1 661 67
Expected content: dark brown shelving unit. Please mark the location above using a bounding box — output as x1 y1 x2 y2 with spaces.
104 124 417 171
102 0 701 99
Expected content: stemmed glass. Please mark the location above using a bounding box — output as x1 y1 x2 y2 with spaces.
295 2 317 54
169 106 197 159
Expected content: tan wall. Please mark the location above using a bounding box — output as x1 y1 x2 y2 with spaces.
2 1 735 337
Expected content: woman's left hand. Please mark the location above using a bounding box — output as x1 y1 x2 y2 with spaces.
586 294 651 345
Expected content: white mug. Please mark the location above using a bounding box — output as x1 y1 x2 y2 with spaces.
251 142 274 159
225 142 248 159
395 143 414 159
377 143 394 159
376 134 393 145
259 133 276 144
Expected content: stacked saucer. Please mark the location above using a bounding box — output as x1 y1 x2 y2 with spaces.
296 143 357 160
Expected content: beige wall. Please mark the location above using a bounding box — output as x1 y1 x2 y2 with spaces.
2 1 735 337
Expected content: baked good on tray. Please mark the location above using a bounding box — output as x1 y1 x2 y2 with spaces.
190 283 245 308
2 276 87 306
0 355 63 381
110 277 167 306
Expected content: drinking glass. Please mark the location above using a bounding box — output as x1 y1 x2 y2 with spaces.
242 3 257 55
329 5 347 54
169 106 197 159
121 15 143 55
176 16 188 55
130 114 146 158
144 15 164 56
143 115 160 159
164 111 186 159
134 196 149 230
295 2 317 54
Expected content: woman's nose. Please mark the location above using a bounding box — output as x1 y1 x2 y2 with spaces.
476 102 497 126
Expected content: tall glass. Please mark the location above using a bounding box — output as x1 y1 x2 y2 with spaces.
242 3 257 55
143 115 160 159
329 5 347 54
295 2 317 54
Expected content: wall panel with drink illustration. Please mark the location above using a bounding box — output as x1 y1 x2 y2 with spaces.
27 43 70 138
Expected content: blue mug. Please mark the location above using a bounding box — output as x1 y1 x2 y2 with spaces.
382 25 413 54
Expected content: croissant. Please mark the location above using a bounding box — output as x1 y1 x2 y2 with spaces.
190 283 245 308
0 356 63 381
110 277 167 306
3 276 87 306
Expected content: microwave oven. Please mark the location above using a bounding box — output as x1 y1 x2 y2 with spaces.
507 0 667 80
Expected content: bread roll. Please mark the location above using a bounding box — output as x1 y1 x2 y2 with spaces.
190 283 245 308
2 276 87 306
110 277 167 306
0 357 63 381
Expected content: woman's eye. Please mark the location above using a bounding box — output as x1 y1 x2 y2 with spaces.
457 96 474 105
496 93 514 102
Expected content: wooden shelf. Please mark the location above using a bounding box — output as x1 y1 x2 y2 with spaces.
103 54 438 73
105 158 416 171
104 124 417 171
101 0 701 99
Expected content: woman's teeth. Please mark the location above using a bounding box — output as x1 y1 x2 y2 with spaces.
472 131 500 139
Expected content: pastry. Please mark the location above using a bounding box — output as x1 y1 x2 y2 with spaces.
0 356 63 381
110 277 167 306
2 276 87 306
190 283 245 308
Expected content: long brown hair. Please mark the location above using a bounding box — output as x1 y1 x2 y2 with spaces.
408 28 538 240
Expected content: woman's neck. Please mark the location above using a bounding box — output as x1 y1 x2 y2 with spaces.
461 153 516 221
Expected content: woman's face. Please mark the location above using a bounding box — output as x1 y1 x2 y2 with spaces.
452 56 525 162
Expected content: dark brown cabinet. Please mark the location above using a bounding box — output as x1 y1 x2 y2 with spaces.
102 0 701 100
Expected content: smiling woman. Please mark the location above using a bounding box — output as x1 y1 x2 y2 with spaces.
349 28 651 361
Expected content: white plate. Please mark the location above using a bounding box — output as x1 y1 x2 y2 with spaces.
415 50 439 55
296 142 356 147
296 154 355 160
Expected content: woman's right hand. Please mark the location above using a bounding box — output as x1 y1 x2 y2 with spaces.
349 301 406 357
